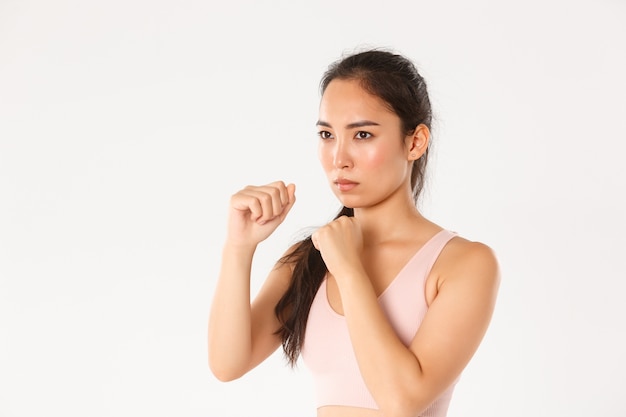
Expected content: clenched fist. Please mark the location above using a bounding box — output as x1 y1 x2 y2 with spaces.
312 215 364 280
227 181 296 247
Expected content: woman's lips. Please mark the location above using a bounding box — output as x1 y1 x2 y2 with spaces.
334 178 359 191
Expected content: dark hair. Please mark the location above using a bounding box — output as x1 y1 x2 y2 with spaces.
274 49 433 366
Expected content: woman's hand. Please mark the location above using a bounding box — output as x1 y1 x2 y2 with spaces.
311 215 364 280
226 181 296 248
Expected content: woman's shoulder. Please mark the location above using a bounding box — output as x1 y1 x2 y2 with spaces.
414 220 497 264
447 231 497 261
436 230 500 287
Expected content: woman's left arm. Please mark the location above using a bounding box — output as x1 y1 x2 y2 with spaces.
313 219 500 417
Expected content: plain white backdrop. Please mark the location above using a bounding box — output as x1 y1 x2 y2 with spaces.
1 0 625 416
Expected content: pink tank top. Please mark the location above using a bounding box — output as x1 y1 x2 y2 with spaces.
301 229 458 417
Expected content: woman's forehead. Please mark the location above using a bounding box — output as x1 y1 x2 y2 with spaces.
319 79 397 125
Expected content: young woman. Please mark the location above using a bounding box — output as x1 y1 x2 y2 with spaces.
208 49 500 417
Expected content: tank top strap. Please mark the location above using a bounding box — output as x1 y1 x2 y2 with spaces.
420 229 458 278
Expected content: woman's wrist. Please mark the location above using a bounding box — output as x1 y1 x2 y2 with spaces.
222 240 257 260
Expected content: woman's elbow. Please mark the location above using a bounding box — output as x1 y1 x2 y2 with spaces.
208 355 246 382
210 367 239 383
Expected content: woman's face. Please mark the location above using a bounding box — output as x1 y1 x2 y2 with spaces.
316 78 417 209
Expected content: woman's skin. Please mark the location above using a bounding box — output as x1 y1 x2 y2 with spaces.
208 78 500 417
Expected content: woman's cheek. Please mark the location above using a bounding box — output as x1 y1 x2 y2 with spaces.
361 145 388 169
317 144 333 171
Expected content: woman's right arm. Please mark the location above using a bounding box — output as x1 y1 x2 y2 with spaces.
208 181 296 381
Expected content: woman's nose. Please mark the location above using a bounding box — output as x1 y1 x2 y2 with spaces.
333 139 353 169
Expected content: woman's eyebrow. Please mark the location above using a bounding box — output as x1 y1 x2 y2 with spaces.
316 120 380 129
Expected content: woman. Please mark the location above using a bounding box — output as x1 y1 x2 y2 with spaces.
208 49 500 417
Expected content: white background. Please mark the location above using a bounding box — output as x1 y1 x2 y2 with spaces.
1 0 625 416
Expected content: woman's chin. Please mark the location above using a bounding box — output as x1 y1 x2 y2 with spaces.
335 195 368 210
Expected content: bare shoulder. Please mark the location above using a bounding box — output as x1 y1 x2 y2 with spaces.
412 233 501 389
434 234 500 290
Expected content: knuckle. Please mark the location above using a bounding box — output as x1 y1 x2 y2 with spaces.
269 187 281 199
230 193 244 204
259 193 271 204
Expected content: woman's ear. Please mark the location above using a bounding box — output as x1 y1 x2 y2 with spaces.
407 124 430 161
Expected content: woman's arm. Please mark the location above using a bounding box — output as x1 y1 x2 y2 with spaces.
208 182 296 381
343 241 498 417
313 218 500 417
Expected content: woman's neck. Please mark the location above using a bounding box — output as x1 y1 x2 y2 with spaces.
352 194 429 246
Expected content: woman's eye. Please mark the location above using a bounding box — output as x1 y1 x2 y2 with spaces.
356 131 372 139
318 131 333 139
